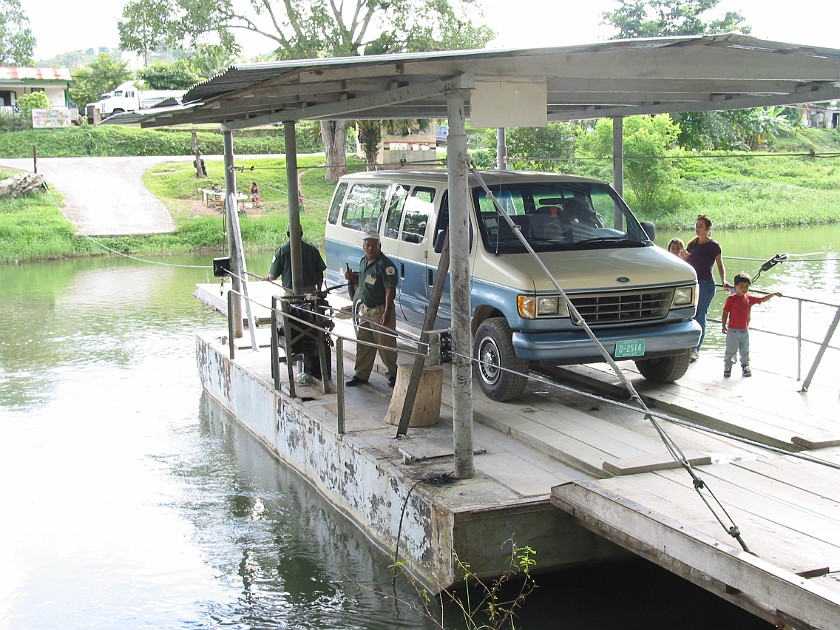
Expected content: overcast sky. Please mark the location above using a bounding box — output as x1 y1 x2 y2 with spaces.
21 0 839 61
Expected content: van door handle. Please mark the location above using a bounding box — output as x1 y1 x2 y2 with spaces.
427 269 434 286
400 262 405 278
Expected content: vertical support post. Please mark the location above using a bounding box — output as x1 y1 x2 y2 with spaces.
227 290 235 360
223 130 258 350
612 116 625 228
446 90 474 479
280 299 296 398
336 337 345 434
284 121 304 296
496 128 507 170
33 145 38 174
271 296 280 390
797 299 803 381
612 116 624 197
222 131 243 339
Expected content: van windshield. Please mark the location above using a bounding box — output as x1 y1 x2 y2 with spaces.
473 182 651 253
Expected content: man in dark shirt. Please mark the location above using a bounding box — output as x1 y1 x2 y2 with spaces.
344 229 399 388
263 227 326 295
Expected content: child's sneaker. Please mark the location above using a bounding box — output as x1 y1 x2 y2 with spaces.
723 368 731 378
742 366 752 377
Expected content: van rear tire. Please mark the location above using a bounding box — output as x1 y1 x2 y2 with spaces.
474 318 529 401
634 350 691 382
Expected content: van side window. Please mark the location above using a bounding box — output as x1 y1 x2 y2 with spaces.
341 183 389 231
327 182 348 224
384 184 409 239
401 187 436 244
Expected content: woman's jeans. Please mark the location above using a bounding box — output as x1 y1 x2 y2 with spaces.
694 279 717 350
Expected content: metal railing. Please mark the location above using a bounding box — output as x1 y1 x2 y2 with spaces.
222 278 429 434
709 286 839 391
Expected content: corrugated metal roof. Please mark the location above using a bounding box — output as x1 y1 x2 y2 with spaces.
131 34 840 130
0 67 72 81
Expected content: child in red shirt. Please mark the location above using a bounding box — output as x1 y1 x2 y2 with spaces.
721 273 781 377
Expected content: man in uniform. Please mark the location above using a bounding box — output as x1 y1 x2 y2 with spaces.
263 227 328 382
345 229 399 388
262 226 326 295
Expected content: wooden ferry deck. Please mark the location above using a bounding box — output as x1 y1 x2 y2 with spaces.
195 282 840 629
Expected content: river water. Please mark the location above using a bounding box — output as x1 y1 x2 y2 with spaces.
1 224 837 629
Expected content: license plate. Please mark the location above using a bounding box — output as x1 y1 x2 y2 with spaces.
615 339 645 357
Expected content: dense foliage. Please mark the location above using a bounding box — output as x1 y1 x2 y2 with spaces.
69 54 134 111
0 0 35 65
0 125 324 157
601 0 750 38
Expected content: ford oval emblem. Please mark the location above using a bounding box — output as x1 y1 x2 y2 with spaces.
616 276 630 283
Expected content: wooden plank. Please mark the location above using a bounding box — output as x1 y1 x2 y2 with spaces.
734 455 840 501
661 467 840 532
595 467 840 580
602 452 711 475
550 365 812 450
792 434 840 449
551 480 840 630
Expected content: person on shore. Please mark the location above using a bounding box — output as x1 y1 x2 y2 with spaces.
250 181 261 208
680 215 730 362
721 273 781 377
262 226 326 296
668 237 685 257
344 229 399 388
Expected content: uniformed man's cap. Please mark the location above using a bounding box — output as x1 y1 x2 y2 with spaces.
362 229 380 241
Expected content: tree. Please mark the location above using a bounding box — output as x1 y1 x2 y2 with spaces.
579 115 680 210
601 0 750 39
118 0 494 180
501 124 577 172
16 91 48 127
137 60 199 90
0 0 35 65
118 0 173 67
69 53 133 111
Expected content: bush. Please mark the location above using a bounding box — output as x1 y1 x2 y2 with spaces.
0 125 324 158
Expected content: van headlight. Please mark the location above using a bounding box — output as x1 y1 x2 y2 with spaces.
518 295 571 319
672 285 696 308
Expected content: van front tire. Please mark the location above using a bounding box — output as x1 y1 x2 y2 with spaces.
474 318 529 401
634 350 691 382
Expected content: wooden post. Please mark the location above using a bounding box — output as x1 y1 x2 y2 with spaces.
396 234 449 436
446 90 474 479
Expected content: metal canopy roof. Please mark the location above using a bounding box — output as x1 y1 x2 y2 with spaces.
136 34 840 130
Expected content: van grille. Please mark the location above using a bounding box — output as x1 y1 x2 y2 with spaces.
570 288 673 324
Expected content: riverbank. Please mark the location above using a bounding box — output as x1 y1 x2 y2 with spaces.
2 150 839 264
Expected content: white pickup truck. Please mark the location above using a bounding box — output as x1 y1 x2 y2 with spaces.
89 81 185 120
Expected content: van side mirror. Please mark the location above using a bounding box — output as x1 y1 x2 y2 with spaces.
640 221 656 241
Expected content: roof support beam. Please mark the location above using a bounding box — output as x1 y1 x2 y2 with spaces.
220 73 475 131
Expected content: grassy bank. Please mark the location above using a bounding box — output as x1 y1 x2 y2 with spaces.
636 151 840 229
0 156 360 263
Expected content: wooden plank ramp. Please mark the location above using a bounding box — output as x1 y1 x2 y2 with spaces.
550 447 840 630
547 359 840 451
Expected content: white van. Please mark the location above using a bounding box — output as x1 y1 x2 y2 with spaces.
325 170 700 401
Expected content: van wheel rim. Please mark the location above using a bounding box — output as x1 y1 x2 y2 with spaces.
477 338 501 385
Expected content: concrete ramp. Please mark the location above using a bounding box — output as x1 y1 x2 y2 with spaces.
551 477 840 629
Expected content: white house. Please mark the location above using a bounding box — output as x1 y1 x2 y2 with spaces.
0 67 72 113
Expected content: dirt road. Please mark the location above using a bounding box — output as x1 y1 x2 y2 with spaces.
0 156 196 236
